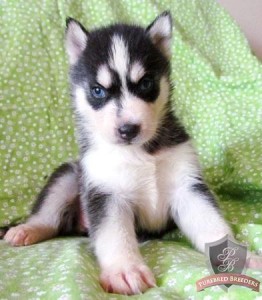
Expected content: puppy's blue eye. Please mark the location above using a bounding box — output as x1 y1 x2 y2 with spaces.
139 77 154 91
91 87 106 99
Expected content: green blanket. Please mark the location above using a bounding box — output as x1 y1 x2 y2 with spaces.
0 0 261 299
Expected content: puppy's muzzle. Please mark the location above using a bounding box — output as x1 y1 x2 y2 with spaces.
118 123 141 142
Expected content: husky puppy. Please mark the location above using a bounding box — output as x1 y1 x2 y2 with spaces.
4 12 235 294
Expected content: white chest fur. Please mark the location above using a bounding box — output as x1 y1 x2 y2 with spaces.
81 141 198 231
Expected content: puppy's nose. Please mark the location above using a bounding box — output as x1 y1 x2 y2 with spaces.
118 123 140 141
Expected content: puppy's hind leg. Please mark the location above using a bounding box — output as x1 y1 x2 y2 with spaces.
4 162 81 246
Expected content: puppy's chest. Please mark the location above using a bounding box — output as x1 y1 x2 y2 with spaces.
82 147 173 229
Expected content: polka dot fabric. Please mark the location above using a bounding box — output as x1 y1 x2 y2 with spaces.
0 0 261 299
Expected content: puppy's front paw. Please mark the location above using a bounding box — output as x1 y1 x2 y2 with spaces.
246 254 262 269
4 224 52 246
100 263 156 295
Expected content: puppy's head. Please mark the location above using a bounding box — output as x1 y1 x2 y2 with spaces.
65 12 172 146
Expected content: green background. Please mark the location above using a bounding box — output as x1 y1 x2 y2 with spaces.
0 0 261 299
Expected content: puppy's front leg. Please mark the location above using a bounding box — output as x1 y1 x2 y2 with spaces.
170 179 233 253
88 196 156 295
171 181 262 268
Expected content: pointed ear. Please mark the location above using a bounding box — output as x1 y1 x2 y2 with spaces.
65 18 89 65
146 11 172 58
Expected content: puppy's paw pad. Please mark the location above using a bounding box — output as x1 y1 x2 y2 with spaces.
100 264 156 295
4 224 40 246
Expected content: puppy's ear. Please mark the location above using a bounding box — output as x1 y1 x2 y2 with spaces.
146 11 172 58
65 18 89 65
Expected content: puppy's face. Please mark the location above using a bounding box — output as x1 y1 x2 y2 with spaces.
66 12 172 146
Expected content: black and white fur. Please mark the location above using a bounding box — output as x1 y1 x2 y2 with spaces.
5 12 254 295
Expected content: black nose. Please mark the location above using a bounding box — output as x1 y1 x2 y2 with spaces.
118 123 140 141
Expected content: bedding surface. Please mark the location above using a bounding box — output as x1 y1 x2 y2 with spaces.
0 0 261 299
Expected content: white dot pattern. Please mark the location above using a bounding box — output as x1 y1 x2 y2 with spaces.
0 1 261 299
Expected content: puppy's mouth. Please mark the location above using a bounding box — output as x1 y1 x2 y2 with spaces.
115 136 141 146
114 133 155 147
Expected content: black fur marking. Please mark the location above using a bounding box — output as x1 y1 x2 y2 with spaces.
146 11 172 34
126 74 160 103
66 17 90 37
136 218 177 242
143 104 189 154
86 69 123 110
86 187 111 235
58 195 81 235
191 182 219 208
70 23 170 109
31 162 79 214
106 69 122 94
